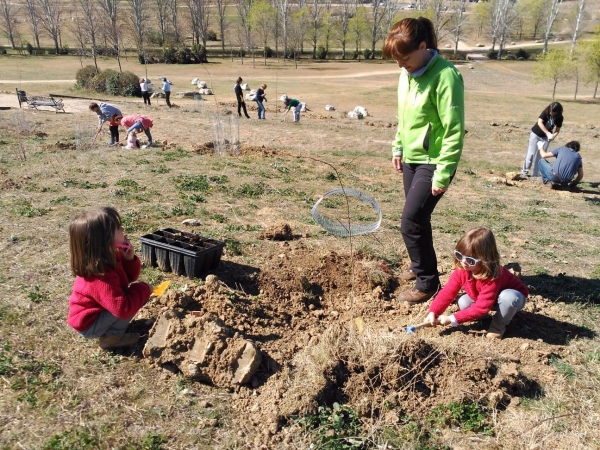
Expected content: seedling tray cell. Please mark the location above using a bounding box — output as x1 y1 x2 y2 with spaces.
139 228 225 279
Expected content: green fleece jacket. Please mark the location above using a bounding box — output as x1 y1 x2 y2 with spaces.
392 53 465 189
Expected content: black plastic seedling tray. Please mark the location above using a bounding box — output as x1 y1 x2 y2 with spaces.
139 228 225 279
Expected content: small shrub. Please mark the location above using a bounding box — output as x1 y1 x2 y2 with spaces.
238 48 246 57
316 46 327 60
352 50 360 60
226 239 243 256
90 69 118 93
515 48 529 60
486 49 498 60
295 403 363 449
191 44 207 63
430 400 492 435
59 46 69 55
76 65 99 89
264 46 274 58
175 47 192 64
163 46 176 64
26 42 33 55
119 71 142 96
0 48 6 55
363 48 373 60
206 30 217 41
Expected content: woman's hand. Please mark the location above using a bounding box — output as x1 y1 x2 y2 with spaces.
424 311 438 327
431 186 447 196
392 156 403 173
438 315 452 326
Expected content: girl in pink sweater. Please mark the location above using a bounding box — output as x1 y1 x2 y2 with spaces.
67 207 152 350
115 114 154 148
425 227 528 339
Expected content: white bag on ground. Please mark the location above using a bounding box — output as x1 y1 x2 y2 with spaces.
325 105 336 111
241 83 250 90
191 78 199 85
198 81 207 88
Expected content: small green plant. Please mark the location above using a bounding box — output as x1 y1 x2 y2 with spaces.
212 213 227 223
551 356 576 379
162 147 191 161
12 199 49 217
141 433 167 450
62 179 108 189
43 427 99 450
115 179 145 192
28 285 48 303
170 204 196 216
295 402 364 449
0 342 13 376
429 400 493 435
325 172 337 181
150 164 170 174
226 239 243 256
533 267 548 276
235 182 265 198
173 174 209 192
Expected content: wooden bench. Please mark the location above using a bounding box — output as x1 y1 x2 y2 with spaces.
16 89 65 113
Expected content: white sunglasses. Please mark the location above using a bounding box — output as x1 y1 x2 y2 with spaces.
454 250 480 267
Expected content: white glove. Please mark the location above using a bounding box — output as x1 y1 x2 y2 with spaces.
546 132 554 141
537 141 545 150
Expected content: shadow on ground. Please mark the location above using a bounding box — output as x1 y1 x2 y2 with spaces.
521 274 600 304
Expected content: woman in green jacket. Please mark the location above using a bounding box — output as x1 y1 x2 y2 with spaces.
383 17 465 304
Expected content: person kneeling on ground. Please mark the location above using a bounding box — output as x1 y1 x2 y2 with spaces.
537 140 583 190
282 97 303 122
116 114 154 148
422 227 528 339
90 102 123 146
125 130 140 149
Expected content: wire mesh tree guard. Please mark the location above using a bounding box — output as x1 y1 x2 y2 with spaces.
311 188 382 237
209 113 240 156
74 115 96 151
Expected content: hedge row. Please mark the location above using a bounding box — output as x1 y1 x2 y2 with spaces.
75 66 141 97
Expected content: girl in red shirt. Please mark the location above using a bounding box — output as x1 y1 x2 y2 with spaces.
424 227 528 339
67 207 152 350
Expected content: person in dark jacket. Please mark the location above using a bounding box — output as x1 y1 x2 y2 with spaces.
234 77 250 119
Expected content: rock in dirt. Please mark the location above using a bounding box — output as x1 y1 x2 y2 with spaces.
143 310 262 387
259 222 294 241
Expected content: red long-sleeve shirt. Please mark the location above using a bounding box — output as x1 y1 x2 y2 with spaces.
429 267 529 324
67 255 151 333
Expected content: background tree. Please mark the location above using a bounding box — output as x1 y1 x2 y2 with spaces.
308 0 324 59
72 0 100 71
215 0 228 53
348 6 369 60
542 0 561 54
428 0 452 41
567 0 587 58
471 1 488 40
155 0 169 46
320 10 335 55
249 0 276 65
517 0 545 40
23 0 41 48
99 0 123 71
274 0 291 62
581 28 600 98
169 0 180 45
129 0 148 56
0 0 19 50
368 0 390 59
236 0 253 64
288 6 310 67
495 0 516 59
533 49 570 100
450 0 468 57
337 0 356 60
37 0 62 54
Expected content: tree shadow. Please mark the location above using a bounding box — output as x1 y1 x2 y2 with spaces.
520 273 600 304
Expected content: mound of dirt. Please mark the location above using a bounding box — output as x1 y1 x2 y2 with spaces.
138 238 574 445
259 222 294 241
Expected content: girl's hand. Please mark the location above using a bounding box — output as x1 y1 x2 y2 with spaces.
424 311 438 327
116 238 135 260
438 315 452 326
392 156 403 173
431 186 447 196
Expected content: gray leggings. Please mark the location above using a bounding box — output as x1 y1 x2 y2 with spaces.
522 132 549 176
458 289 526 325
79 310 132 339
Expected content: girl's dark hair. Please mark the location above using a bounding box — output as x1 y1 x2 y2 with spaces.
382 17 437 60
454 227 500 280
69 207 121 277
547 101 563 116
283 98 290 106
236 77 242 84
565 140 580 152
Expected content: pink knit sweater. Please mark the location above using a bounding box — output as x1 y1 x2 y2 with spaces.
67 255 151 332
429 267 529 324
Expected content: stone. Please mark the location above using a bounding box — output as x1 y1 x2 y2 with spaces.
232 341 262 384
175 91 198 98
182 218 201 226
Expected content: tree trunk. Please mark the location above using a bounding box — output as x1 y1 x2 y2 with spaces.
552 81 557 100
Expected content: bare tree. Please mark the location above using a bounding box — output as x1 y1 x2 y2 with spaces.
542 0 561 54
450 0 468 57
0 0 18 49
187 0 210 48
129 0 148 55
215 0 228 53
169 0 179 44
23 0 41 48
273 0 291 61
308 0 324 59
568 0 587 57
337 0 356 60
72 0 100 71
429 0 453 41
237 0 253 63
37 0 62 54
155 0 169 46
368 0 390 58
249 0 276 65
99 0 123 71
495 0 516 59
